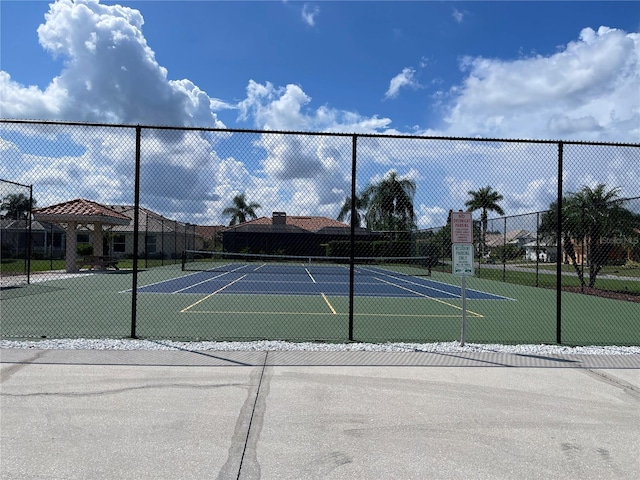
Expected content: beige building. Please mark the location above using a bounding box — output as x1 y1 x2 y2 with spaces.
31 199 219 271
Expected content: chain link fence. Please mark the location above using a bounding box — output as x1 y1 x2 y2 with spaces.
1 119 638 345
1 179 34 288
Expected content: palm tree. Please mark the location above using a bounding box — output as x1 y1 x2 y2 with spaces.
540 184 638 288
362 171 416 235
565 184 636 288
465 186 505 255
222 193 261 226
539 197 581 275
1 193 35 220
336 194 368 227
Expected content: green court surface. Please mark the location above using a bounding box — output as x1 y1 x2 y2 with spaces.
1 264 638 345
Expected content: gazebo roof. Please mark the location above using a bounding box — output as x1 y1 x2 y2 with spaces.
33 198 130 225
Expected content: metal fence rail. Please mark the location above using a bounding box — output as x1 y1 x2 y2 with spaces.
1 119 639 345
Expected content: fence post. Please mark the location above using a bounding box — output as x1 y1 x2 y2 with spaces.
349 134 357 341
556 141 563 344
502 217 507 282
535 212 540 288
130 126 141 339
26 184 33 285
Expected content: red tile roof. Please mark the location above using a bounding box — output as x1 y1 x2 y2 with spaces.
33 199 130 224
226 215 349 232
195 225 226 239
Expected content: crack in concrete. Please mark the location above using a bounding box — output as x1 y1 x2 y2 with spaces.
582 369 640 401
217 353 270 480
0 351 47 384
238 364 271 480
0 382 246 398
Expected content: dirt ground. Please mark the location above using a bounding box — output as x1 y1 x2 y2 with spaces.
563 286 640 303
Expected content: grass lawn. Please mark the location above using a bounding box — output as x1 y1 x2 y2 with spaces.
474 267 640 294
1 258 181 273
534 262 640 278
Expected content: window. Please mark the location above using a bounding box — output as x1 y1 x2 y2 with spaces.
113 234 126 253
145 235 156 254
77 233 90 244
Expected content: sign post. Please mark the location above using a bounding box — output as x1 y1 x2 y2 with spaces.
451 211 474 346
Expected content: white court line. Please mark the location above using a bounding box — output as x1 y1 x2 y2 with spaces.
181 275 248 312
122 263 249 294
306 267 316 283
171 265 250 293
355 266 463 298
357 266 513 300
374 277 483 316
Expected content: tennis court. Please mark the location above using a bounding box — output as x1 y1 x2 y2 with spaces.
2 254 639 344
137 257 507 312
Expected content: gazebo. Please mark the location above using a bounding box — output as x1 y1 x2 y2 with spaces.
33 199 131 272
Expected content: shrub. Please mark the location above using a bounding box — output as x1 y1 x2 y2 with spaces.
77 244 93 256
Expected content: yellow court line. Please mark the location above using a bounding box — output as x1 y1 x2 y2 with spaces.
180 275 248 313
321 292 337 314
375 277 484 318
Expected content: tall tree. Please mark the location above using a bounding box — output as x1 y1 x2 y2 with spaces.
464 186 505 255
222 193 261 226
567 185 636 288
362 171 416 235
336 194 368 227
540 184 638 288
1 193 35 220
539 197 580 272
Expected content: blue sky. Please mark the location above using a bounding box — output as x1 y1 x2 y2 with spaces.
1 1 639 226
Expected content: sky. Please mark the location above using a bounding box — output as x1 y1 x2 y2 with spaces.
1 0 639 228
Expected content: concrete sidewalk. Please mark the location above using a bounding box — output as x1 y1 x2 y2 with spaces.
1 349 639 479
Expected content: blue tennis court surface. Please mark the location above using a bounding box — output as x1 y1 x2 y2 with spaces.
137 263 509 301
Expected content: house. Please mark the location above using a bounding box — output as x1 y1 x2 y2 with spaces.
483 230 537 258
1 219 66 259
10 199 223 261
522 240 558 263
107 205 218 259
485 230 537 249
21 198 221 272
195 225 226 251
220 212 374 256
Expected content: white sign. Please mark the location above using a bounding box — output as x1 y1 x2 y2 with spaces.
451 211 474 244
452 244 474 277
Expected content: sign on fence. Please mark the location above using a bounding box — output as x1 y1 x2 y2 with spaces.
451 211 474 244
452 244 474 277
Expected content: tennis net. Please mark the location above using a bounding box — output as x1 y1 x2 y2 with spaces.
182 250 432 277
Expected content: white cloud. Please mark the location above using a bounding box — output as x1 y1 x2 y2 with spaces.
238 81 312 131
301 3 320 27
452 8 465 24
417 205 448 229
1 0 225 128
442 26 640 142
385 67 421 100
1 1 637 227
0 0 235 223
445 176 474 205
0 0 399 224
